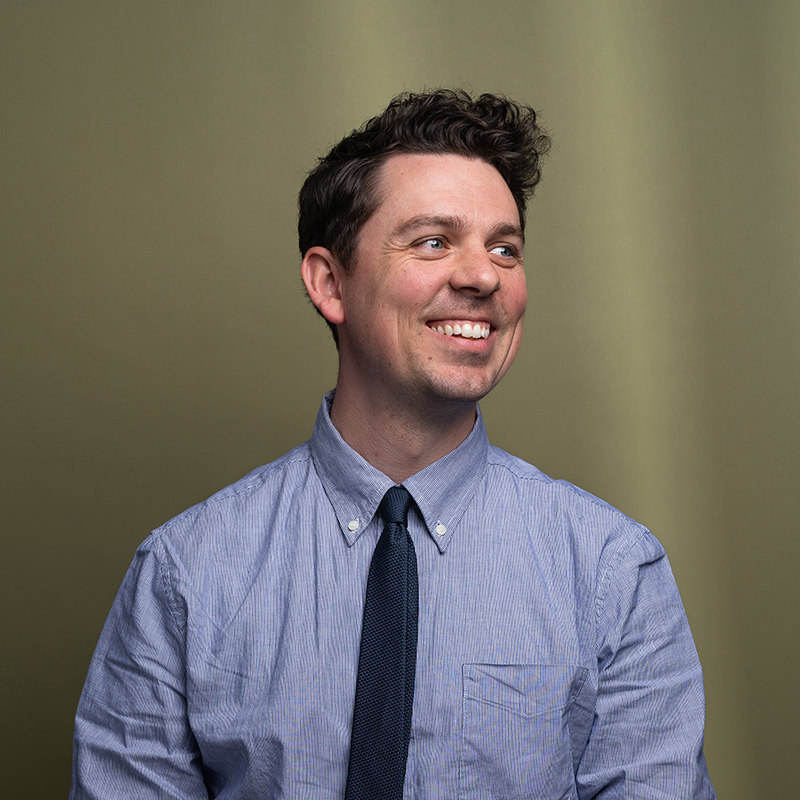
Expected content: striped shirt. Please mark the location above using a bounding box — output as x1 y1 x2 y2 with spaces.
71 392 715 798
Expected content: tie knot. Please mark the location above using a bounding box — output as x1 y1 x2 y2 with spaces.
379 486 412 526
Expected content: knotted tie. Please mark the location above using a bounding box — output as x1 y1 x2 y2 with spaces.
344 485 418 800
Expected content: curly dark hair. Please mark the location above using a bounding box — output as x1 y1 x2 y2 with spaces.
298 88 551 340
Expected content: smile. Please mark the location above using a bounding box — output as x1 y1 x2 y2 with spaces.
427 321 491 340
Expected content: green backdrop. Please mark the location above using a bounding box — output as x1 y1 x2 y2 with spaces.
2 2 798 796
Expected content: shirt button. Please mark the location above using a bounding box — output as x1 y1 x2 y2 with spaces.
348 520 359 531
435 524 446 536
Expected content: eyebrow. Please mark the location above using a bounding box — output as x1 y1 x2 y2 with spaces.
392 215 525 244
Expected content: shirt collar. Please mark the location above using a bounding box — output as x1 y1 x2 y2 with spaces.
310 391 489 553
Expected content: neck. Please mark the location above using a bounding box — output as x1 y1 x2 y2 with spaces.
329 382 478 484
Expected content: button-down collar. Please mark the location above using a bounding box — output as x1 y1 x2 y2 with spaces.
310 391 489 553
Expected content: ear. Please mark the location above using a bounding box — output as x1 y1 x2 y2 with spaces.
301 246 347 326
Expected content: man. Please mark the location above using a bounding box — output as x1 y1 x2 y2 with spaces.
71 90 716 798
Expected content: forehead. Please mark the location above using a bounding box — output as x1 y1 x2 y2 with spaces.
370 152 520 229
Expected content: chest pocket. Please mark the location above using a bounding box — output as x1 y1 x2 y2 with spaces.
459 664 590 800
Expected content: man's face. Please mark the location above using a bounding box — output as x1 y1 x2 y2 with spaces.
336 152 528 411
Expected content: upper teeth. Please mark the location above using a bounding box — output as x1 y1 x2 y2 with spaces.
434 322 490 339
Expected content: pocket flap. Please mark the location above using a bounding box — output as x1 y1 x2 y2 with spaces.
463 663 588 718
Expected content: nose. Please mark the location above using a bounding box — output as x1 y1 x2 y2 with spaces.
449 247 502 297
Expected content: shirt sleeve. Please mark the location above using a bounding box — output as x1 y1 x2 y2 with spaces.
70 535 209 799
575 530 716 799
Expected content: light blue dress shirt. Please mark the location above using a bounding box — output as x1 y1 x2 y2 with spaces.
71 393 715 798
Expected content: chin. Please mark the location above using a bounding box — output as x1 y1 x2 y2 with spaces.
421 374 499 406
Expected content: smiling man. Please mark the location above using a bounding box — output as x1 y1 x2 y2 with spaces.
71 90 716 799
303 152 528 482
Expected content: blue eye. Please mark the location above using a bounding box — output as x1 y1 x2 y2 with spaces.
491 245 515 258
423 238 444 249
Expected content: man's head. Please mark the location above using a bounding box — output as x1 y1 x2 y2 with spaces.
298 89 550 343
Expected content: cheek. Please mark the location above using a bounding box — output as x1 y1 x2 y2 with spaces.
506 274 528 320
396 265 441 309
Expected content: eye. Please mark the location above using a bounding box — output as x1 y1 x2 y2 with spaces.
413 236 449 257
491 244 518 259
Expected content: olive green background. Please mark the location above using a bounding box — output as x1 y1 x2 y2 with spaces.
2 1 798 796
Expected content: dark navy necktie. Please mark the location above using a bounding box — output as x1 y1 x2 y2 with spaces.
345 485 418 800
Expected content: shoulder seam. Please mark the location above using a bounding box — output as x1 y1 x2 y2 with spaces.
594 528 656 655
486 454 647 530
159 453 313 534
150 532 188 646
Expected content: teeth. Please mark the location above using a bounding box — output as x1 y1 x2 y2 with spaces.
433 322 491 339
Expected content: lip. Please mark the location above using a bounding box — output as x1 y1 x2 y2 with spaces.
427 318 493 328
